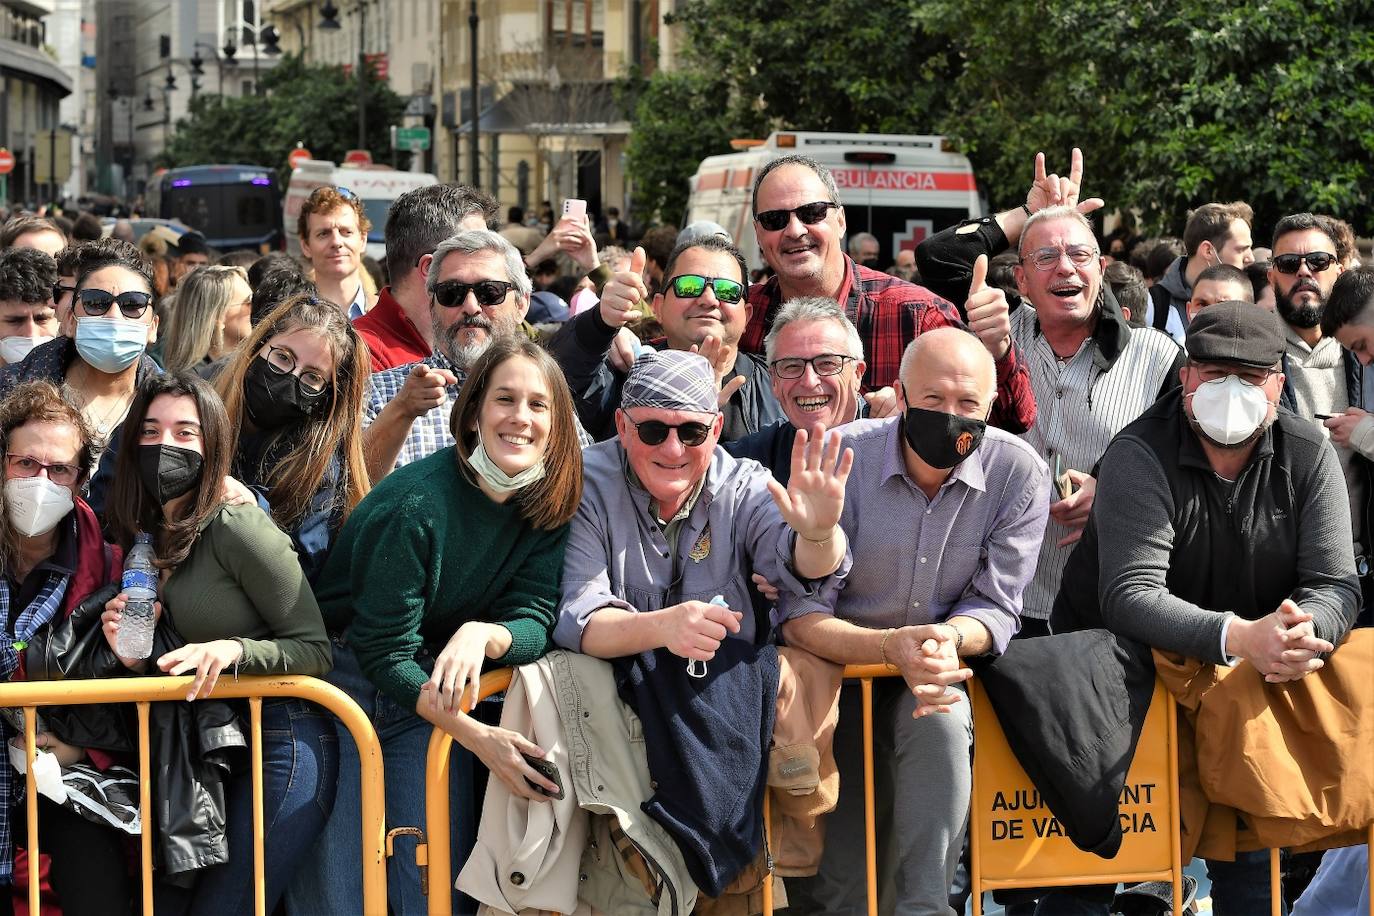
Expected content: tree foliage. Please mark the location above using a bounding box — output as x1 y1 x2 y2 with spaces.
627 0 1374 235
160 54 406 176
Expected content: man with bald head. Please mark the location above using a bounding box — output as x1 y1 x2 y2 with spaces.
782 327 1050 915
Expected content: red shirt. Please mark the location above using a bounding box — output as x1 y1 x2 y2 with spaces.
741 257 1036 433
353 287 429 372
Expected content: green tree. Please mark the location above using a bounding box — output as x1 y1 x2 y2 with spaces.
160 54 406 175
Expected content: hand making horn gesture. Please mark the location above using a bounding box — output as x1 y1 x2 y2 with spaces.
965 253 1012 360
1025 147 1105 217
768 426 854 545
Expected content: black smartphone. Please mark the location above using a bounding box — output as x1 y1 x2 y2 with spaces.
523 753 564 800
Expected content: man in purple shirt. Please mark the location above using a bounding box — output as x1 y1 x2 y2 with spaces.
783 327 1050 915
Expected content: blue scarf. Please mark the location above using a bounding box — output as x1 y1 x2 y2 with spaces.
0 570 71 883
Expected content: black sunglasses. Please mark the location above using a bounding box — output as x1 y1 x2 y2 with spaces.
432 279 514 308
755 201 839 233
76 289 153 319
53 283 76 303
667 273 745 304
1273 252 1339 274
626 416 713 447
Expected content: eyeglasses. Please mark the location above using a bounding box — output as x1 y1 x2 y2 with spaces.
6 454 80 486
1273 252 1339 274
625 416 714 447
263 344 329 394
754 201 839 233
53 283 76 303
1191 364 1277 387
667 274 745 304
432 279 515 308
76 289 154 319
1020 245 1100 271
770 353 856 379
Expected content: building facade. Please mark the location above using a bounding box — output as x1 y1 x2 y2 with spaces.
0 0 74 207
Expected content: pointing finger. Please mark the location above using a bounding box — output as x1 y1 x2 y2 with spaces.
1069 147 1084 188
1033 151 1046 185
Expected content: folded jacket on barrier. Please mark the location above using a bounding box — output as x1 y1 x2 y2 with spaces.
970 628 1157 858
460 645 844 915
1153 629 1374 862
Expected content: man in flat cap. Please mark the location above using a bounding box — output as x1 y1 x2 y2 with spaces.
1053 300 1361 914
556 348 850 657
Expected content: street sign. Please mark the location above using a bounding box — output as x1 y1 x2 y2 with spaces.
33 130 72 185
288 147 313 169
0 149 14 175
392 126 431 152
344 149 373 166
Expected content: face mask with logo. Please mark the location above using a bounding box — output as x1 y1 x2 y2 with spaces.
4 476 74 538
901 405 987 470
137 444 204 505
243 356 329 430
1188 374 1270 446
465 430 546 495
0 335 54 365
74 318 147 374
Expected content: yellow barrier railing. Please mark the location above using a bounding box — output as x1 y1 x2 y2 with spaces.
421 665 1374 916
0 675 387 916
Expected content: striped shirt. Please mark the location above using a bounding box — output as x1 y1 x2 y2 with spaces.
1011 306 1184 620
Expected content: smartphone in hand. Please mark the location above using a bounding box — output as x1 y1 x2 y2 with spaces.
562 198 587 223
522 753 565 800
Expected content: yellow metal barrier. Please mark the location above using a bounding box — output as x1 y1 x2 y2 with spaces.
0 675 387 916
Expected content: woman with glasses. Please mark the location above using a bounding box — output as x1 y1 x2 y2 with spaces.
296 336 583 915
100 371 333 915
0 238 161 520
161 265 253 379
0 381 130 915
214 293 370 584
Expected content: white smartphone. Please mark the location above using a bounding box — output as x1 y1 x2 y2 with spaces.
562 198 587 222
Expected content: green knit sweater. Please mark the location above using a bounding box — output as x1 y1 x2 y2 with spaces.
315 446 568 710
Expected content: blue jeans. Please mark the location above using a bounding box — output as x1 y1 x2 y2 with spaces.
286 642 479 916
181 697 339 915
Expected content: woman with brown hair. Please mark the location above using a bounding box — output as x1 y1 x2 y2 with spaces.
160 265 252 377
299 334 584 915
99 371 333 915
0 381 128 914
214 293 369 583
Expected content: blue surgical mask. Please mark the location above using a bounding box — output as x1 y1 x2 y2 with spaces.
74 317 148 374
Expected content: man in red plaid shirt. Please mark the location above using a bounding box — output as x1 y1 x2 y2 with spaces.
740 155 1036 432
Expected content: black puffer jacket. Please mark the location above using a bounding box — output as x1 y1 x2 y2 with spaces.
34 591 247 879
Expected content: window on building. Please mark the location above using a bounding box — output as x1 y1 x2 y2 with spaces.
549 0 604 49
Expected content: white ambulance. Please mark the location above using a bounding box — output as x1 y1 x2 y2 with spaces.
283 160 438 262
685 131 985 272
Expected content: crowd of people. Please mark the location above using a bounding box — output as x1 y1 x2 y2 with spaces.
0 145 1368 916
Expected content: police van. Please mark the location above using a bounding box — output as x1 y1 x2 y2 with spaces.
685 131 985 272
283 160 438 262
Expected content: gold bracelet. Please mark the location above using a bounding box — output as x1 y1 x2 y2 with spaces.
800 529 834 546
879 628 899 672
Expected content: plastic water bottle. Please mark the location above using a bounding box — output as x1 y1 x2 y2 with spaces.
115 533 158 660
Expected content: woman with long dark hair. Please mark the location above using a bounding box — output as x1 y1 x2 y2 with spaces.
215 293 370 582
100 371 333 914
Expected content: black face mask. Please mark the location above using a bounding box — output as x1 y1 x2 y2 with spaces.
860 257 880 270
901 406 987 470
137 444 204 505
243 356 329 430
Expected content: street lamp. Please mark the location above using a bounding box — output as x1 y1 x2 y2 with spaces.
191 41 233 96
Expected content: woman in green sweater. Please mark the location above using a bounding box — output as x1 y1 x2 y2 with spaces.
303 335 584 915
98 371 333 915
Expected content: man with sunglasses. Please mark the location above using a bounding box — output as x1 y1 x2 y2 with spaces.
916 150 1184 644
549 235 787 442
737 154 1037 435
0 239 161 518
298 186 372 320
0 247 59 367
353 184 497 372
1265 213 1374 632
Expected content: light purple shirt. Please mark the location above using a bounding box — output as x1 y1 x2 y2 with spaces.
827 417 1050 654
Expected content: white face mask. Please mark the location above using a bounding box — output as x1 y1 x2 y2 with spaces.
0 335 53 365
4 476 74 538
465 430 546 495
1189 374 1271 445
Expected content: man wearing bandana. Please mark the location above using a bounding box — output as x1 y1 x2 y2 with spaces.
781 327 1050 916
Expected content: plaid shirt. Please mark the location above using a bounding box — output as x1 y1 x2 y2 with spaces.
741 256 1036 433
362 353 466 471
363 352 594 471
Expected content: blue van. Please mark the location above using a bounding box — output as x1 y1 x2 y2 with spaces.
145 164 284 253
